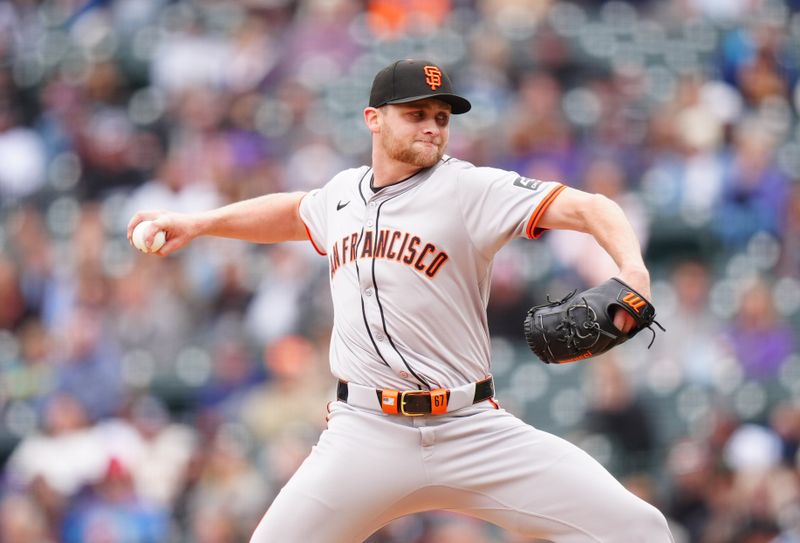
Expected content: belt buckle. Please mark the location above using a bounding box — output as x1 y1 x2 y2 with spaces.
400 390 429 416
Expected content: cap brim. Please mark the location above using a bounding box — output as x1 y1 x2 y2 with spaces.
385 93 472 114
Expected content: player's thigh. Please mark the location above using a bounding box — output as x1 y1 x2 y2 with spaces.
437 410 672 542
250 405 424 543
251 482 382 543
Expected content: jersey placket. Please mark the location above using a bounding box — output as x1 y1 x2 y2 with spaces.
356 178 431 389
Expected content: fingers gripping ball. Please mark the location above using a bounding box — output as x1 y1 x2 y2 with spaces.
131 221 166 254
523 277 665 364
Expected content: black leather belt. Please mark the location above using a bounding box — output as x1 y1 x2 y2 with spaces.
336 377 495 416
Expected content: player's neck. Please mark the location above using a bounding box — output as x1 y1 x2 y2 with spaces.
371 150 425 189
371 164 424 189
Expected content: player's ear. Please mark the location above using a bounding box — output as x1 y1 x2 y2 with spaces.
364 107 381 134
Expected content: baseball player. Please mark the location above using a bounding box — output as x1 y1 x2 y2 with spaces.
128 59 674 542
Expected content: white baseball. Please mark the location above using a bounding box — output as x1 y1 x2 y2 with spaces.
131 220 166 253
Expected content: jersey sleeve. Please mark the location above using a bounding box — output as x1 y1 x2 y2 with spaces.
298 188 328 256
456 166 565 256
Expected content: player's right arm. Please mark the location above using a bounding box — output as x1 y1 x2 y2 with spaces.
534 186 649 291
535 186 650 332
127 191 308 256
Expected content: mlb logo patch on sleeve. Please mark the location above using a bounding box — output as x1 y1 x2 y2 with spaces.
513 177 542 191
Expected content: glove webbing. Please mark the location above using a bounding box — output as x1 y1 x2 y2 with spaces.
555 298 618 350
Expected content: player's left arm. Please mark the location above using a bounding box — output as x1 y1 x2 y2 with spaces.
536 186 650 332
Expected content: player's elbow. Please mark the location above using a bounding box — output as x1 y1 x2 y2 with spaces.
587 192 622 215
572 193 621 233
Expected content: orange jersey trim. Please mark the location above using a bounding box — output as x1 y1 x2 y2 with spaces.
297 193 327 256
526 184 567 239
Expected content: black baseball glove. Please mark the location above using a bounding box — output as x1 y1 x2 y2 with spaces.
524 277 664 364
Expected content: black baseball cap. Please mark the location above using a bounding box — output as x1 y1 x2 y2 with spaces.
369 59 471 114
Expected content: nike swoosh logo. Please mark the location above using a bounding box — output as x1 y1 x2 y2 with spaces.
337 201 350 211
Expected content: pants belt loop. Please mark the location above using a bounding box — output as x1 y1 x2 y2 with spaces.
430 389 448 415
380 390 399 415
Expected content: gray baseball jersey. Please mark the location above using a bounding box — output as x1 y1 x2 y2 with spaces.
298 155 565 390
253 155 674 543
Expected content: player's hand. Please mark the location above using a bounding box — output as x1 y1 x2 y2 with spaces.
614 267 651 333
127 211 198 256
613 309 635 333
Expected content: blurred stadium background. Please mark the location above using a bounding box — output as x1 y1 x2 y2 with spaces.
0 0 799 541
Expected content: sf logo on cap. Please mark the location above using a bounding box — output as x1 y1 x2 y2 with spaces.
423 66 442 90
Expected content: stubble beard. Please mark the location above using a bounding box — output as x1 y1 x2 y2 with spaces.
381 126 446 168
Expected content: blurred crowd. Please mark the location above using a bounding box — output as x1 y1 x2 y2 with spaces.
0 0 799 542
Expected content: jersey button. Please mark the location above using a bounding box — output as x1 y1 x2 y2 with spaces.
364 289 373 297
375 333 384 342
369 202 377 208
366 219 374 227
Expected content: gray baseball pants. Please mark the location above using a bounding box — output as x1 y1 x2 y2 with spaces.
250 402 674 542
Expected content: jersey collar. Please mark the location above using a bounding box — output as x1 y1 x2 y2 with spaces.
361 156 448 201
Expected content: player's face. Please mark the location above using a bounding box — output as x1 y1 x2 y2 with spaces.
378 100 451 167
